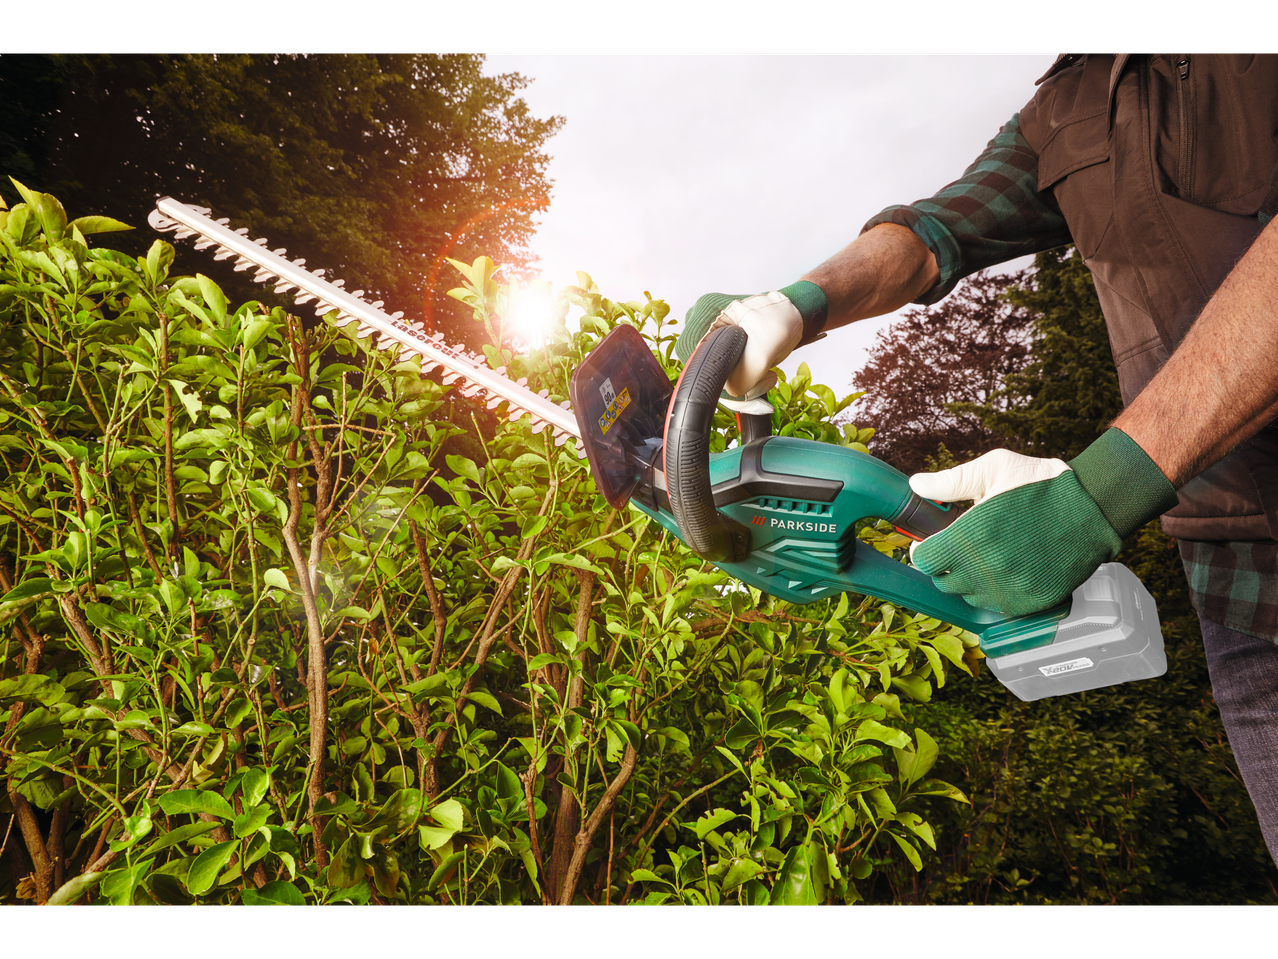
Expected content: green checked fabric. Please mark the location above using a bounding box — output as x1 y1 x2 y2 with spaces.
861 114 1072 305
1179 541 1278 641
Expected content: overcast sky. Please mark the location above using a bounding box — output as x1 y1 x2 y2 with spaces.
482 55 1051 398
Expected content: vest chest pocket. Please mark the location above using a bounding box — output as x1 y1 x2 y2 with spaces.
1152 54 1278 214
1036 109 1114 261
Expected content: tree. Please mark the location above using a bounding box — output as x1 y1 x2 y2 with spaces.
850 269 1034 476
0 54 561 348
984 246 1124 461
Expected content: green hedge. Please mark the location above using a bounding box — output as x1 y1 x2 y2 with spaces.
0 183 972 905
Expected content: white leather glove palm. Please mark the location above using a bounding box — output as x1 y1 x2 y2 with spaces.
708 292 803 399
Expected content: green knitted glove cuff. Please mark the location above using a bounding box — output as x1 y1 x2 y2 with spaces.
675 292 743 364
1068 427 1180 540
777 280 828 346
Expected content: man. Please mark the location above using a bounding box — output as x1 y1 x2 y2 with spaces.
676 55 1278 858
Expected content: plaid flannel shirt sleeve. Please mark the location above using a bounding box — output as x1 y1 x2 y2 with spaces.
862 113 1073 304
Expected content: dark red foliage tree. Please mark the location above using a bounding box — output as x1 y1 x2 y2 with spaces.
850 269 1034 476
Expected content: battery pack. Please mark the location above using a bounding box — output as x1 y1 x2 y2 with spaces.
985 563 1166 701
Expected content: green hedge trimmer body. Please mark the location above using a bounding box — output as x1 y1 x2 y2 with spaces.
568 324 1167 702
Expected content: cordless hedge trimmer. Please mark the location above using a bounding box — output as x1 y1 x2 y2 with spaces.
151 198 1167 701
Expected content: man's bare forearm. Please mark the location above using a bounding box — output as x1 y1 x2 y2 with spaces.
801 223 940 329
1115 217 1278 488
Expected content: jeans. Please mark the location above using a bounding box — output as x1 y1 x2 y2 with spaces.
1199 615 1278 862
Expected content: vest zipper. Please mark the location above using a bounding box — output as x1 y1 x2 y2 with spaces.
1176 56 1196 196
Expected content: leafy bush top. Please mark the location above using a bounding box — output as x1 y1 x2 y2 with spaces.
0 183 974 905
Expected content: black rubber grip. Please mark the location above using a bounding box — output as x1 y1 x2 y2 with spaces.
892 492 957 541
664 326 753 563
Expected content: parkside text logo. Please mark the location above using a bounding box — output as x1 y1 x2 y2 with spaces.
754 515 839 534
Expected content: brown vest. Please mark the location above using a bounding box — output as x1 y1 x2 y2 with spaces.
1017 54 1278 541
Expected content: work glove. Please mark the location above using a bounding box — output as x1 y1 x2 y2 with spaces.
674 281 828 400
908 428 1179 616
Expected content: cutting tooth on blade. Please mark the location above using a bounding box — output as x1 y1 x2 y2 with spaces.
150 196 582 443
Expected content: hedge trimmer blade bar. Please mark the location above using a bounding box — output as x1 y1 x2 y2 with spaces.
148 196 582 446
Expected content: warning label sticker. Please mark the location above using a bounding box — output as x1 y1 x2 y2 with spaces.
597 379 631 436
1039 657 1095 677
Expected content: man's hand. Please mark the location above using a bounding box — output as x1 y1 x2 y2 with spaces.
675 283 827 399
675 223 939 397
909 430 1178 616
675 290 797 398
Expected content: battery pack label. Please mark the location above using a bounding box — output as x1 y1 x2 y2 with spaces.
597 380 631 436
1039 657 1095 677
